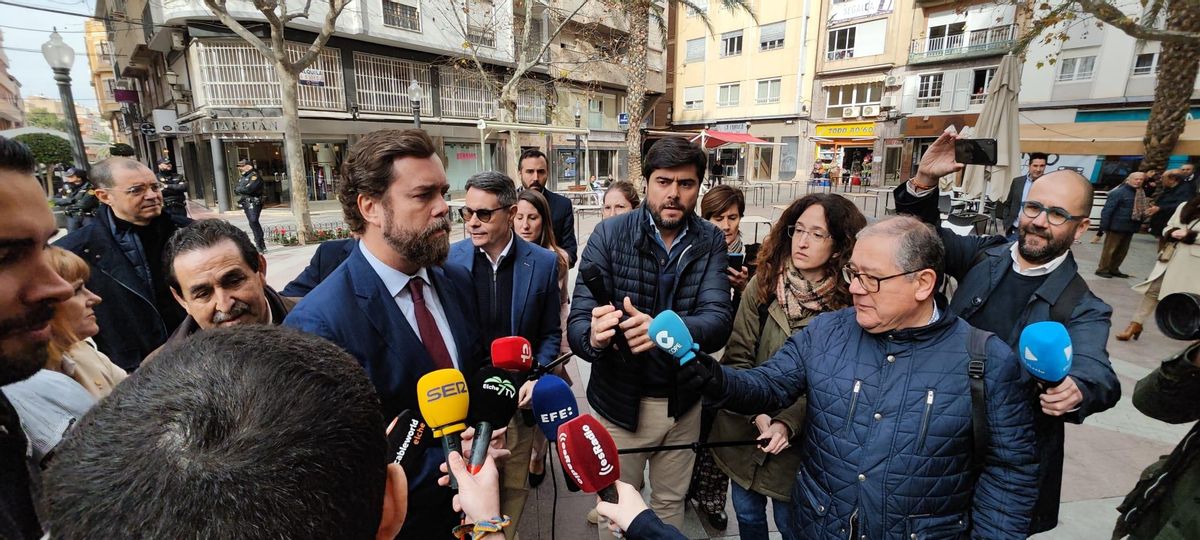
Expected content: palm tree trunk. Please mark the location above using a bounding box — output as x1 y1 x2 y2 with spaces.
1140 0 1200 171
624 0 651 191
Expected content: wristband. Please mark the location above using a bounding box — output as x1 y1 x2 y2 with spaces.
453 515 512 540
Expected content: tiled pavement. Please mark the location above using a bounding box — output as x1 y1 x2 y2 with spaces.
205 184 1188 540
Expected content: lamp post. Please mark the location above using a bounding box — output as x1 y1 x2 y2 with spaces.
41 29 88 169
408 79 423 130
573 101 582 185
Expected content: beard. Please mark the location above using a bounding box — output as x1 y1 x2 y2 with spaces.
1018 222 1075 265
383 203 452 268
0 302 55 386
650 198 688 232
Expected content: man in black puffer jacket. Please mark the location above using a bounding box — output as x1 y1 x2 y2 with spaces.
569 137 733 538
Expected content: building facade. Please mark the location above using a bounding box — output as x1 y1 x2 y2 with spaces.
0 31 23 131
84 20 126 145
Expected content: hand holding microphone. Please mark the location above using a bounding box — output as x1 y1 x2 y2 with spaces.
650 310 724 397
1018 321 1083 416
417 369 470 489
467 367 519 474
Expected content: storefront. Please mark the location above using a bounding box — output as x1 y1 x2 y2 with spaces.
812 121 877 181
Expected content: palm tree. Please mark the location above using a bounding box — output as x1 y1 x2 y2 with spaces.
1141 0 1200 171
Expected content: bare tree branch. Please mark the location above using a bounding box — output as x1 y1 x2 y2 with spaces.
293 0 349 70
1072 0 1200 43
202 0 276 59
282 0 317 23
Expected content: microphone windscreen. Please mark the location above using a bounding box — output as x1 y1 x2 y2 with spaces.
386 409 433 478
468 367 519 426
416 368 469 437
1018 321 1073 384
649 310 697 364
492 336 534 372
531 374 578 440
555 414 620 494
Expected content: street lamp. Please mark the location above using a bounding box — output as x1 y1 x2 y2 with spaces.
573 101 582 185
41 29 88 169
408 79 423 130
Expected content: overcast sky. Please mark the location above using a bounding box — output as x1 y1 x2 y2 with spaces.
1 0 105 113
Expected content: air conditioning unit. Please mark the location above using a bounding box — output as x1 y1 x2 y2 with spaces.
880 95 896 109
885 76 899 87
861 105 881 117
841 106 860 118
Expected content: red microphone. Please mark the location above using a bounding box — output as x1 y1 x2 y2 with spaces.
555 414 621 503
491 336 534 372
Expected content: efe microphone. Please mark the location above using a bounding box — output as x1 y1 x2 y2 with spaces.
467 367 519 474
531 374 581 492
416 369 470 489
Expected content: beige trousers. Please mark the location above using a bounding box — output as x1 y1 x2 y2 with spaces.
595 398 702 540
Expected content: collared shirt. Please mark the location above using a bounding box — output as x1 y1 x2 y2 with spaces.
928 303 941 325
359 242 460 369
479 232 515 271
1008 242 1069 277
648 212 690 259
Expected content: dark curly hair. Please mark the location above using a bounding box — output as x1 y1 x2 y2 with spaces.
754 193 867 307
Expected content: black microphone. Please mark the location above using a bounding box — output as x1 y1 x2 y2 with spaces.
467 367 520 474
385 409 434 479
580 264 632 358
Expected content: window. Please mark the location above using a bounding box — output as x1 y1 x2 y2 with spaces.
717 83 740 106
99 40 114 56
827 27 855 60
588 98 604 129
684 86 704 110
721 30 743 57
1132 53 1158 76
759 21 785 51
971 68 996 104
916 74 943 108
756 78 781 104
825 82 883 117
1057 56 1096 82
926 22 965 51
382 0 420 31
685 38 705 62
354 53 433 115
102 77 117 100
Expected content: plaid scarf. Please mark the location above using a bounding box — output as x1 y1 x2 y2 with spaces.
1133 185 1150 221
775 266 838 329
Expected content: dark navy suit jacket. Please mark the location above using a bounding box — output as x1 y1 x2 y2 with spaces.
447 235 562 367
543 188 578 267
280 238 356 297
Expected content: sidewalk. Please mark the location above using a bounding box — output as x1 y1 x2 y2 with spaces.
243 186 1184 540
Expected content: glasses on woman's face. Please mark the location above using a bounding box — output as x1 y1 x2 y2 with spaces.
1021 201 1085 226
459 206 506 223
787 225 831 242
841 265 923 293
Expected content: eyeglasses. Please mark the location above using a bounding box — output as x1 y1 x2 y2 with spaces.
116 183 164 197
787 225 831 242
1021 201 1086 226
459 206 507 223
841 265 924 293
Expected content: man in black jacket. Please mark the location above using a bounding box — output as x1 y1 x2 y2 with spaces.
235 159 266 252
157 159 188 221
518 149 578 267
1148 169 1193 237
53 166 99 232
569 138 732 539
0 135 74 540
1096 171 1145 278
54 157 192 370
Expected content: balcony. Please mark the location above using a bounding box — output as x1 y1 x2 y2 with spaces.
909 24 1016 64
467 25 496 47
439 70 498 119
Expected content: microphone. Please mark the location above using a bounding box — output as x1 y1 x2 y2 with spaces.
385 409 434 480
1018 321 1073 386
581 265 632 358
467 367 519 474
416 368 470 489
556 414 621 503
531 374 581 492
491 336 534 373
649 309 698 364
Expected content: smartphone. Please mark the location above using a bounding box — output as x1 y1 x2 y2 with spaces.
954 139 998 166
728 253 745 269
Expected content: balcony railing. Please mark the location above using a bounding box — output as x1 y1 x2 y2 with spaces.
194 40 346 111
909 24 1017 64
439 71 497 119
517 89 547 124
970 92 987 105
353 53 433 115
467 25 496 47
827 48 854 61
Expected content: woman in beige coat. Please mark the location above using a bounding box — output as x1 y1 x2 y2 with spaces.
1117 193 1200 340
46 247 127 398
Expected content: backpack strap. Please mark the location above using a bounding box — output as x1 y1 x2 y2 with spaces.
967 327 992 469
1049 274 1087 325
753 297 773 358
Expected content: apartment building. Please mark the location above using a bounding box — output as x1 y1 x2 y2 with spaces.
84 20 126 144
672 0 820 182
0 31 23 130
1018 4 1199 187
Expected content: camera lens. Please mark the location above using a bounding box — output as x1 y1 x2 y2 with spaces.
1155 293 1200 341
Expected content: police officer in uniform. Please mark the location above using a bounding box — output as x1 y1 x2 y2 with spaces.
52 166 99 232
235 159 267 252
158 159 188 221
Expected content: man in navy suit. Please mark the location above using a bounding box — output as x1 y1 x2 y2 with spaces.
448 171 561 535
284 129 482 540
280 237 356 297
519 149 578 267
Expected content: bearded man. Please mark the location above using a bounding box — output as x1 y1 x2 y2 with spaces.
284 129 483 540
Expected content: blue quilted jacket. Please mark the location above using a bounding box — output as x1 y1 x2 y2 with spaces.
717 307 1039 539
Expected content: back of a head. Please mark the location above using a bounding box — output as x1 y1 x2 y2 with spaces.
0 136 35 175
43 325 387 540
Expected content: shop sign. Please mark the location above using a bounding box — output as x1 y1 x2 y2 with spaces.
714 122 748 133
814 122 875 138
829 0 894 24
299 68 326 87
203 118 282 133
903 114 978 137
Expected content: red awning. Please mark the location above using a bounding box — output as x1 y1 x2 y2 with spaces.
694 129 771 149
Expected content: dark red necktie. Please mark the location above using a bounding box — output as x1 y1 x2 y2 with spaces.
408 278 454 370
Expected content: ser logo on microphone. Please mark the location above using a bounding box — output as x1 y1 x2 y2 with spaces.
425 381 468 401
655 330 682 356
582 425 614 476
482 376 517 398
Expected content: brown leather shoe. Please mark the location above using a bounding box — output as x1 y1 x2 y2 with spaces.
1116 322 1143 341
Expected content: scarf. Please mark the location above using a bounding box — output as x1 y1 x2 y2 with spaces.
775 266 838 329
1132 185 1150 221
727 231 745 255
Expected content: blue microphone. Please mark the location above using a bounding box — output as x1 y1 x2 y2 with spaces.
531 374 581 492
1018 321 1073 385
649 310 698 365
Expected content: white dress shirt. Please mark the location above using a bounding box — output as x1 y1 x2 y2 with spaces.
359 242 460 369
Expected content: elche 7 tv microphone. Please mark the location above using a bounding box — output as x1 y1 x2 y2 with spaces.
386 409 433 480
1018 321 1073 386
649 310 698 365
531 374 581 492
556 414 621 504
467 367 519 474
491 336 534 373
416 368 469 489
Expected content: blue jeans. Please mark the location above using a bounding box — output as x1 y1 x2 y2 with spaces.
730 481 798 540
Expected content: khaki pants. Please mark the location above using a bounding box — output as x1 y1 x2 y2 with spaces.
1132 275 1164 325
499 414 535 539
1098 231 1133 274
596 399 702 540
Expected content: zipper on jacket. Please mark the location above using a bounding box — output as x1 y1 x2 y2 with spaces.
490 269 498 327
918 389 935 452
844 379 862 433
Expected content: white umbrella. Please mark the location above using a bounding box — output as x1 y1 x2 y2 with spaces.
962 53 1022 203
